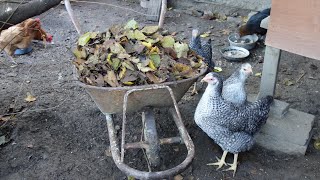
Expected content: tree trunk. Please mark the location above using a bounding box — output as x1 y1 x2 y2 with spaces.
0 0 62 30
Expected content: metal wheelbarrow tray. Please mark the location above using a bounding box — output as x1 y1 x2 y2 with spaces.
74 67 207 179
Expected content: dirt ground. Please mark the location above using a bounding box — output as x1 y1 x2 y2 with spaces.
1 0 320 179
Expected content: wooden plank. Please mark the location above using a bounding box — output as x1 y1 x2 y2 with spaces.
146 0 161 21
265 0 320 60
258 46 281 99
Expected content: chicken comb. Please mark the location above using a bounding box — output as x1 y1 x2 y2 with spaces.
47 34 53 42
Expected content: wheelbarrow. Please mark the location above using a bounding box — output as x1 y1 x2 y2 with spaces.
74 67 207 179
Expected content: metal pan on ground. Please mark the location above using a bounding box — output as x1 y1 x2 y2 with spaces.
14 46 33 55
220 46 250 61
228 33 259 50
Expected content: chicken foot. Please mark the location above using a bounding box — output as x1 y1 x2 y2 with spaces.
207 150 228 170
223 153 238 177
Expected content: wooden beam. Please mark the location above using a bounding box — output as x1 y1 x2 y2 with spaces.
265 0 320 60
258 46 281 99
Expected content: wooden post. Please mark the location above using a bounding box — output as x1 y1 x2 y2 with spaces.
146 0 162 21
258 46 281 99
158 0 167 28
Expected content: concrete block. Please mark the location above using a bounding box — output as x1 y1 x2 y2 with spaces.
268 99 289 118
260 108 315 146
248 94 315 155
255 133 308 155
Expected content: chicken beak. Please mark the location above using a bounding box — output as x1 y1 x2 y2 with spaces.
201 75 211 83
248 67 253 75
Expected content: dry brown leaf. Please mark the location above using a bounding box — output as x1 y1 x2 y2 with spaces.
173 63 195 78
85 77 94 85
73 20 205 87
141 25 159 35
221 29 231 35
0 115 11 122
25 92 36 102
284 78 295 86
95 74 105 86
119 66 126 79
137 63 154 72
104 71 120 87
146 72 161 83
174 174 183 180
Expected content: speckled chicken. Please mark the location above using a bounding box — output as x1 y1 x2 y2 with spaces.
189 29 214 95
189 29 214 69
194 72 273 176
222 63 253 106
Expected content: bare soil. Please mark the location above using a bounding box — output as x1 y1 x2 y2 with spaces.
1 1 319 179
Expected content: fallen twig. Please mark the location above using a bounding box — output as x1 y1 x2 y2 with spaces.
296 72 306 83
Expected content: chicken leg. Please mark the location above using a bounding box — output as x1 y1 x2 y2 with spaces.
191 82 198 95
3 51 18 66
207 150 228 170
223 153 238 177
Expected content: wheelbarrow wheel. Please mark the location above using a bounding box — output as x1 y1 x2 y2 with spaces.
142 108 161 167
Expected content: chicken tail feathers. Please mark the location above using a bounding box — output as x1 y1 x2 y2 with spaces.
244 95 273 135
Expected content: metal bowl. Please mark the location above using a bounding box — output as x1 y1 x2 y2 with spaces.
220 46 250 61
14 46 33 55
228 33 258 50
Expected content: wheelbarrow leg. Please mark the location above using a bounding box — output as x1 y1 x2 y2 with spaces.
142 108 161 167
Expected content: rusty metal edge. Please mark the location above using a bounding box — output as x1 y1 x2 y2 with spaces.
72 65 207 91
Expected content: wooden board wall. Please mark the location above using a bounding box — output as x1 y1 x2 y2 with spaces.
266 0 320 60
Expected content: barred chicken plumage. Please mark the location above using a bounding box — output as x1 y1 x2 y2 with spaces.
194 72 273 176
189 29 214 69
189 29 214 95
222 63 253 106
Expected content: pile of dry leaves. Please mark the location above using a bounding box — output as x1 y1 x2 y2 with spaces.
73 19 206 87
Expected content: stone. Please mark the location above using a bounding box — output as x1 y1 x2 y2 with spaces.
248 94 315 155
226 16 242 24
